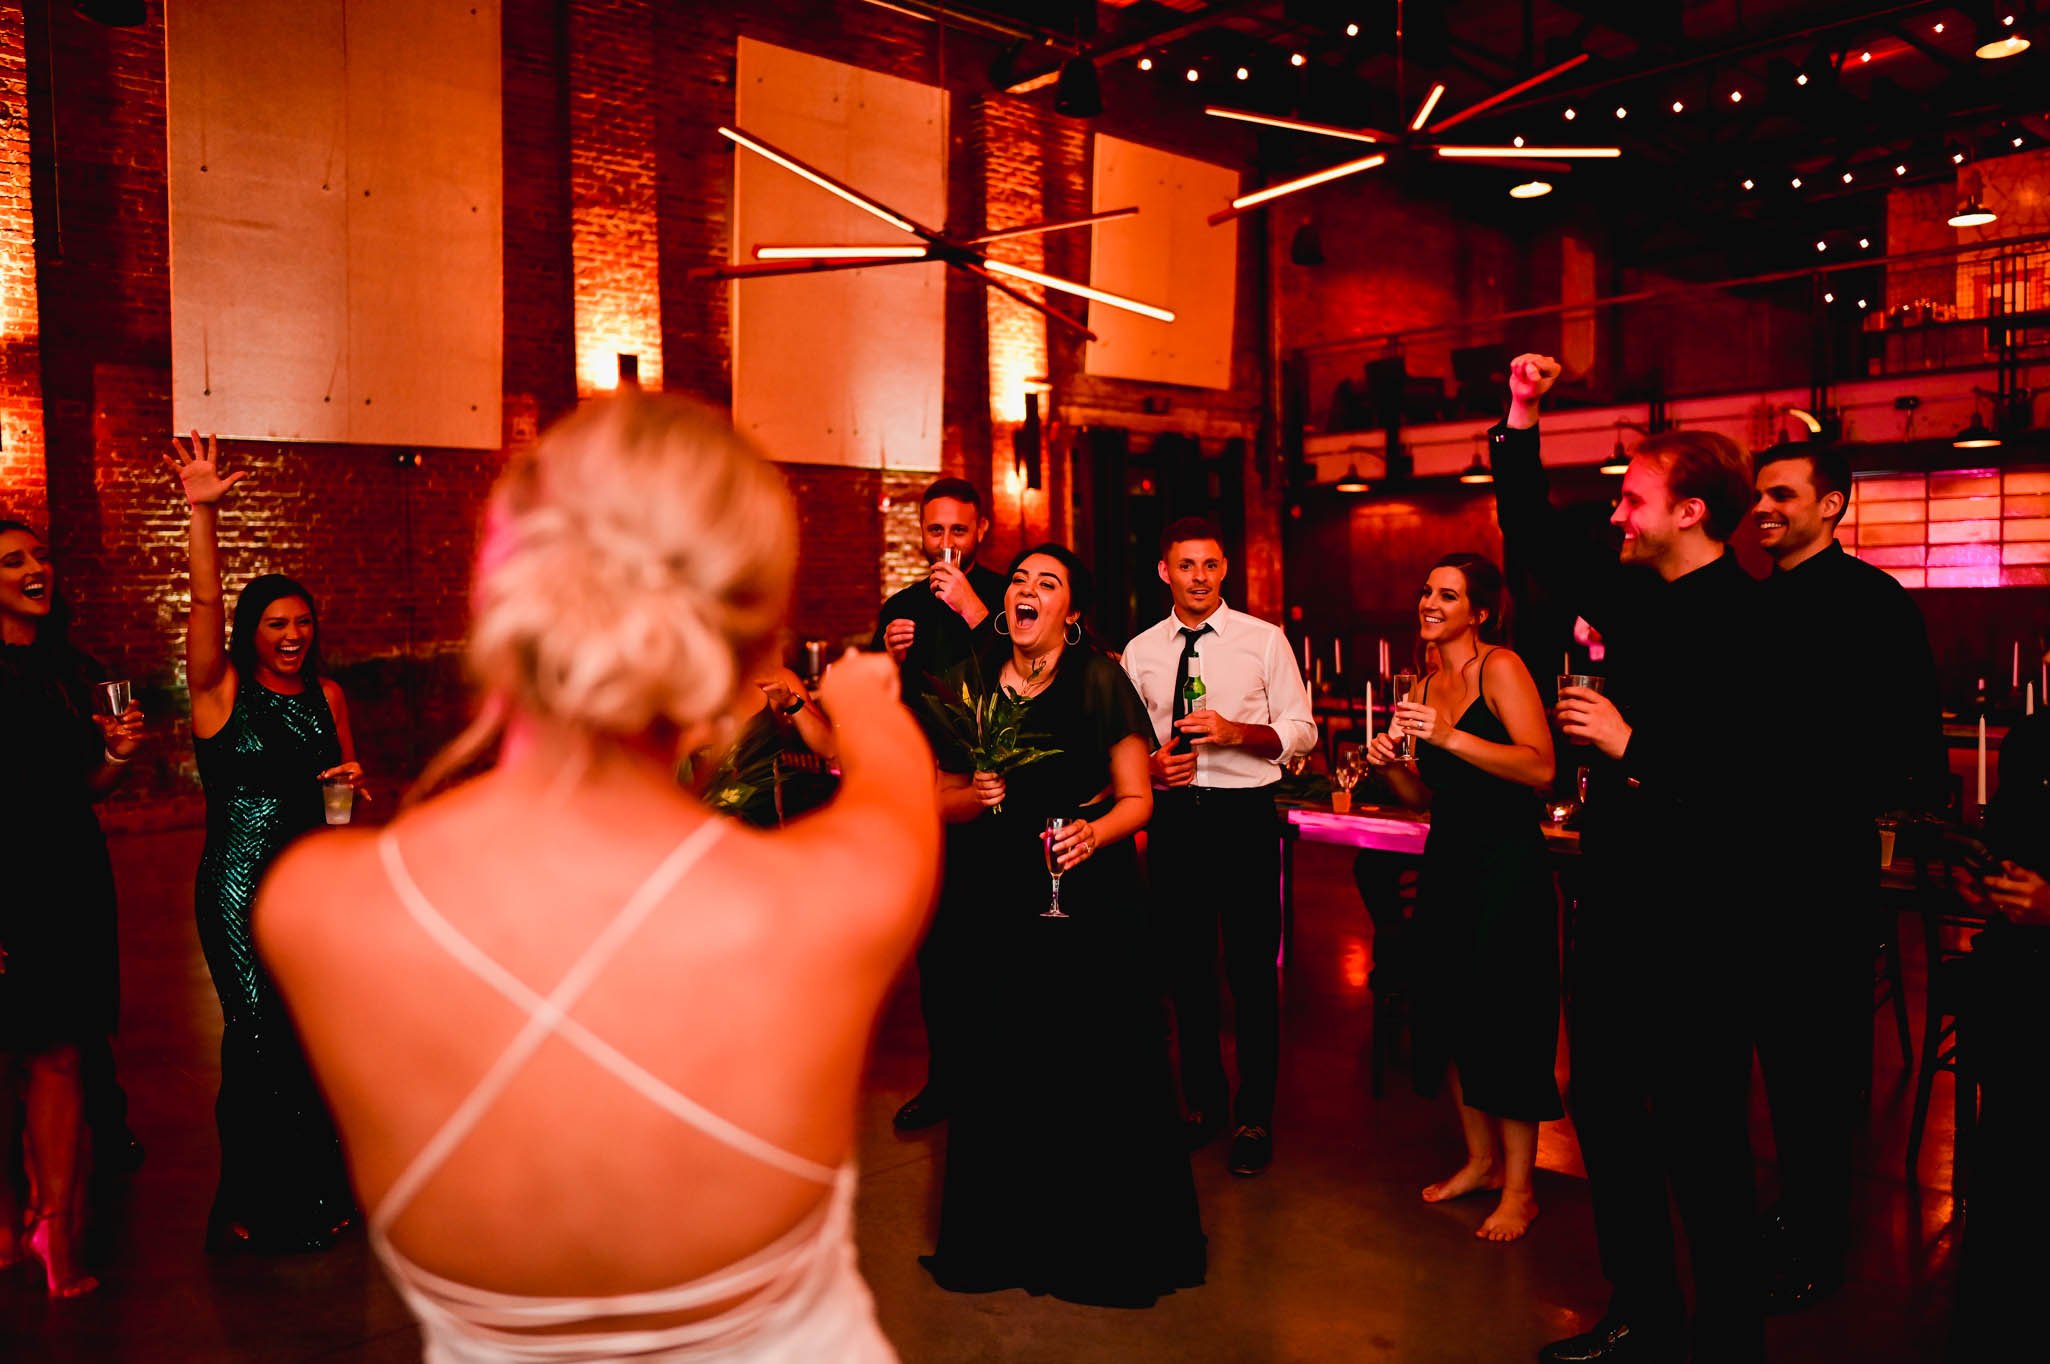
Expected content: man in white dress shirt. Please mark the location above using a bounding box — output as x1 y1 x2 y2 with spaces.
1122 516 1317 1176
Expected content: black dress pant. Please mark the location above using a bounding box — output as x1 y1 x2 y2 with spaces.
1950 920 2050 1360
1151 787 1280 1129
1568 904 1763 1361
1753 839 1874 1274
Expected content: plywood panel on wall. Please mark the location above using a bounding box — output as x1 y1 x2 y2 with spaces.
1086 136 1238 390
732 37 945 471
167 1 502 449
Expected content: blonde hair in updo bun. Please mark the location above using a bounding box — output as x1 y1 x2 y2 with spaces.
423 395 794 790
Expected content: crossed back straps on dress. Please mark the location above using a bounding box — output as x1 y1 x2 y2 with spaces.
373 820 840 1237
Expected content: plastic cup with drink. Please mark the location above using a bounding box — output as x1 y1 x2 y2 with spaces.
1557 673 1606 745
96 679 132 717
321 778 355 826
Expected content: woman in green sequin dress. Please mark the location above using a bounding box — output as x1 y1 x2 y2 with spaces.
168 433 363 1253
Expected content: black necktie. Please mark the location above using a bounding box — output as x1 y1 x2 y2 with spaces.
1170 625 1212 751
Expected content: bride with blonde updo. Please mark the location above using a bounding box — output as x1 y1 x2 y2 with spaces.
257 394 939 1362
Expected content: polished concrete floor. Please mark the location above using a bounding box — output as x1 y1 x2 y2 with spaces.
1 829 1957 1361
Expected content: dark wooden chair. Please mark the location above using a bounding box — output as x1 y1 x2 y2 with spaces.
1900 823 1991 1193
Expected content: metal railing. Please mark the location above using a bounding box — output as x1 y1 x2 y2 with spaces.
1289 234 2050 442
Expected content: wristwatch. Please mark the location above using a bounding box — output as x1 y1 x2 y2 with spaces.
781 695 808 717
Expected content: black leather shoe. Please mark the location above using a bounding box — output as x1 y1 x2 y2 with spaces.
1227 1124 1272 1176
1537 1317 1682 1363
892 1088 949 1132
1183 1112 1225 1151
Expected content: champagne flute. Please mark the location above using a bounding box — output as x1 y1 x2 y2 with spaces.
1391 672 1419 762
1042 817 1069 919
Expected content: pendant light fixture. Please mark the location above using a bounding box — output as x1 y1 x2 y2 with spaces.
1953 414 2003 449
1948 195 1998 228
1600 430 1631 475
1458 454 1494 484
1334 464 1372 493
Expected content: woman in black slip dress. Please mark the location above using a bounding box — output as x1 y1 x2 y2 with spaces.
0 518 146 1296
1369 552 1561 1244
164 433 364 1253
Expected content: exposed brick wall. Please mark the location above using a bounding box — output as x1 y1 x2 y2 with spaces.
0 4 44 517
24 0 1294 816
569 0 662 396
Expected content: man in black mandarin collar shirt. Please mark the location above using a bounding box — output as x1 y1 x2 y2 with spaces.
1748 446 1942 1309
875 478 1008 1133
1492 355 1767 1364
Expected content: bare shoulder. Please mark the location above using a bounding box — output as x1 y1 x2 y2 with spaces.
756 801 937 960
254 827 380 969
320 676 348 708
1482 645 1533 684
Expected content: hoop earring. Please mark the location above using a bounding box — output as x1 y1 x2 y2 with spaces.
1065 620 1082 646
994 613 1011 637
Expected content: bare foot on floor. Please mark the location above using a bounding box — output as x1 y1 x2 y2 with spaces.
1421 1160 1504 1203
1476 1190 1539 1242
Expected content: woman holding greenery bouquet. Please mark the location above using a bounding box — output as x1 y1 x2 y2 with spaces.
919 543 1205 1307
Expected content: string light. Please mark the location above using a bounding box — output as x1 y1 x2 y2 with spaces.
1842 171 1854 183
1896 164 1907 175
2015 136 2026 147
1186 67 1200 82
1954 151 1966 163
1824 292 1836 303
1859 237 1871 249
1730 89 1743 102
1857 299 1868 309
1816 240 1827 252
1138 57 1153 71
1671 100 1685 113
1797 73 1810 85
1860 50 1872 62
1563 107 1577 120
1742 178 1755 190
1934 22 1945 33
1236 66 1250 80
1290 52 1306 67
1615 106 1628 119
1513 136 1525 147
1345 22 1360 37
1791 176 1803 187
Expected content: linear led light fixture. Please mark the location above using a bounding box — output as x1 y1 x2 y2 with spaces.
1204 106 1391 144
755 245 930 259
1435 145 1622 159
718 127 921 234
1410 82 1446 132
1429 52 1591 132
1221 154 1389 218
982 260 1176 322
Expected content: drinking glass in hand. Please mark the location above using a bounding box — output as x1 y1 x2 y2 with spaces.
321 778 355 826
1042 817 1069 918
96 679 132 717
938 546 960 569
1391 673 1419 762
1557 674 1606 746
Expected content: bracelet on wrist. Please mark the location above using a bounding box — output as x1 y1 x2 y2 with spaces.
103 747 132 766
780 696 808 717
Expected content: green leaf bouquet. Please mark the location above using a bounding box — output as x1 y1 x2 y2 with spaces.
919 655 1063 815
